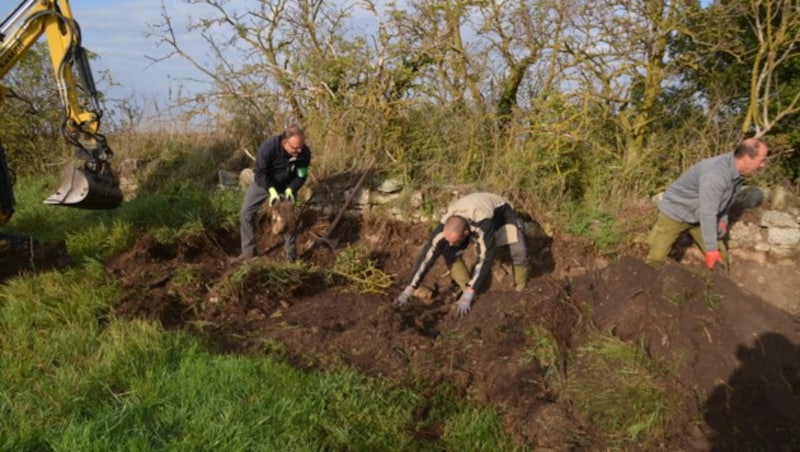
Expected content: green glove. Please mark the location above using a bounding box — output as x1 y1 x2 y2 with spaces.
284 188 295 203
268 187 280 206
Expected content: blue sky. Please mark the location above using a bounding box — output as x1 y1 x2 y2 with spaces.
68 0 382 120
70 0 204 115
68 0 387 122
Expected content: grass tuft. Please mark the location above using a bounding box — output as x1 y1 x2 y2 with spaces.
563 333 682 447
564 202 623 253
331 245 394 294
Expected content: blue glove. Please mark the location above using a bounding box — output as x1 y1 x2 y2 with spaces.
268 187 280 206
393 286 414 307
456 290 475 317
284 188 295 204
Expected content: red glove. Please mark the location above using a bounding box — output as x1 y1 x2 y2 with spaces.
718 221 728 238
705 250 723 270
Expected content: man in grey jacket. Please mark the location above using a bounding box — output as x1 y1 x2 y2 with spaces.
393 192 529 317
646 138 768 270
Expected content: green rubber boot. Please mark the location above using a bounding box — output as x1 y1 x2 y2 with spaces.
513 265 528 291
450 259 470 291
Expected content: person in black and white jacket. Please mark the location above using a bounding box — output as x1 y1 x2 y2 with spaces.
394 192 529 317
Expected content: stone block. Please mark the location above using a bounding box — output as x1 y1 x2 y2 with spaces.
728 221 762 248
770 245 799 259
239 168 254 188
374 178 402 193
767 227 800 247
760 210 799 228
217 170 239 188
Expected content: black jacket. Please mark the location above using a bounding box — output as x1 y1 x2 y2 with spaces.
253 134 311 192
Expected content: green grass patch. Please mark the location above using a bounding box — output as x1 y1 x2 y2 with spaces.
563 333 681 448
7 175 241 263
0 262 515 450
564 202 623 253
525 325 562 382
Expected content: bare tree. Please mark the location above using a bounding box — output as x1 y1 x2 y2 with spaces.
740 0 800 137
564 0 698 169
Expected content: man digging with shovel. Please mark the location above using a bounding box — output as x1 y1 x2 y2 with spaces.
239 124 311 262
394 192 530 317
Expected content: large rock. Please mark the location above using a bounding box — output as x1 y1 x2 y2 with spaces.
217 170 239 188
239 168 254 188
729 221 763 248
374 178 403 194
760 210 799 229
767 227 800 247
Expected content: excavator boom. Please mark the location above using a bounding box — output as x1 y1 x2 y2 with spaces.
0 0 122 225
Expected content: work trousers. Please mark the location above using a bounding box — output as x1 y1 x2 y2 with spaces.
646 211 727 266
239 183 296 260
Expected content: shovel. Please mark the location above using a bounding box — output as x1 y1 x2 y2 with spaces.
315 155 376 251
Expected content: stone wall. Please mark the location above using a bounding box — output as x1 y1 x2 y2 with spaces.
728 191 800 258
228 169 800 258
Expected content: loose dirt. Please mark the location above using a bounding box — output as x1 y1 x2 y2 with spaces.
0 233 70 282
4 202 799 449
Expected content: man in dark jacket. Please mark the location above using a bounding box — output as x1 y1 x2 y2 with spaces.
646 137 768 270
394 192 529 317
239 124 311 260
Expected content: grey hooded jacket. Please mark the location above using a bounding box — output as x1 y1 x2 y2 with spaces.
658 152 743 252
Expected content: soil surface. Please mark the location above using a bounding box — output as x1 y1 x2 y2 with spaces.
3 202 800 449
0 233 70 282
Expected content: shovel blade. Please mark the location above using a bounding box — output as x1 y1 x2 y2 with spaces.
44 165 123 209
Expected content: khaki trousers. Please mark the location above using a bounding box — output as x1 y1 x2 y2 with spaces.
645 211 727 266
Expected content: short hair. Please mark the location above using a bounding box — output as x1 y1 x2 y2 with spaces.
734 138 766 158
283 124 305 141
444 216 467 235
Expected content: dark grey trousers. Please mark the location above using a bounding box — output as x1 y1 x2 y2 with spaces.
239 183 296 260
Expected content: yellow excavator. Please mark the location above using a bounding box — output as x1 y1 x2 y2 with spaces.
0 0 123 229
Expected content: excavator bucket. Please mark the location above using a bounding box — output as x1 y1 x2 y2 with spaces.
44 165 122 209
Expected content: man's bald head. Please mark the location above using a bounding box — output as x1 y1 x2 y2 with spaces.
444 216 469 246
734 137 768 176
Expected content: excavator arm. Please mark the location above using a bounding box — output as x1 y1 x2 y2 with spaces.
0 0 122 227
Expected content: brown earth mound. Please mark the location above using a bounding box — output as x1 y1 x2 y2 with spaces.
0 233 70 283
103 211 800 449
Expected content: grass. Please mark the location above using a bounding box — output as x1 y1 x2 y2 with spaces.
702 278 722 310
562 333 683 448
525 325 562 382
213 244 394 301
0 175 515 450
7 174 241 262
331 244 394 294
564 202 623 253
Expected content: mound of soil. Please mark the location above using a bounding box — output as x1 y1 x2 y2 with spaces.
571 257 800 449
0 233 70 283
101 209 800 449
